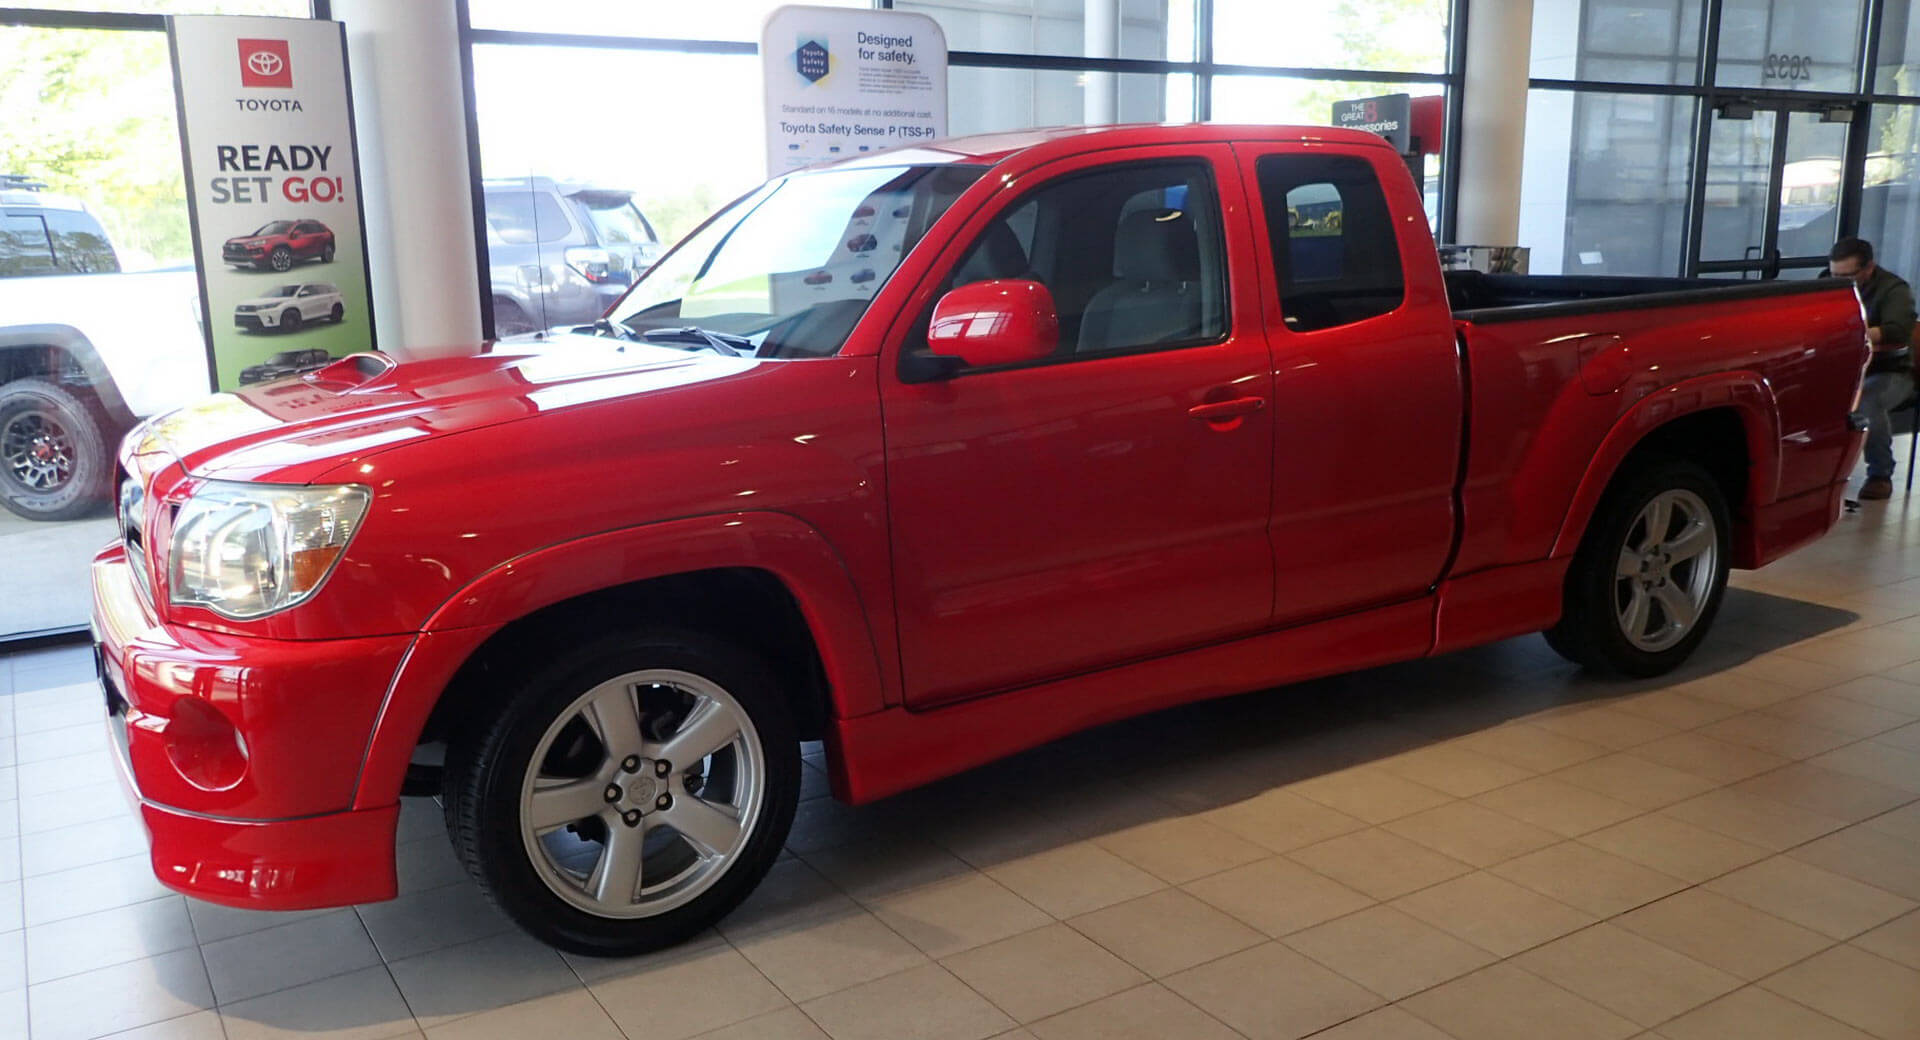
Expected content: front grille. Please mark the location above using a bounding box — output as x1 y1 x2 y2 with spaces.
118 475 151 603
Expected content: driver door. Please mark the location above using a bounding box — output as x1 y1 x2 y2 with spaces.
881 147 1276 708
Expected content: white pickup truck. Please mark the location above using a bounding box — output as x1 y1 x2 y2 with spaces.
1 179 212 520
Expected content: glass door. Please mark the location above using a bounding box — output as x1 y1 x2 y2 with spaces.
1694 100 1858 278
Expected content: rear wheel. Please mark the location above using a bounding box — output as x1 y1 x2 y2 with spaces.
321 242 335 263
329 303 344 323
1545 458 1730 677
0 379 111 521
492 299 537 338
443 629 799 956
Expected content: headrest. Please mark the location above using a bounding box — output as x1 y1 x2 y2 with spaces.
953 220 1028 285
1114 208 1199 282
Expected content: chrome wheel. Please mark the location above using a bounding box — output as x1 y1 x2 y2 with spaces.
518 669 765 920
1613 488 1717 652
1 410 75 493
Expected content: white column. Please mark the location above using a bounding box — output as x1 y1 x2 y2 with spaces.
332 0 482 357
1455 0 1534 245
1084 0 1121 125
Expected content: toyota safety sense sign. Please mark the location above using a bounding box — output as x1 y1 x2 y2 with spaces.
169 16 375 391
761 5 948 177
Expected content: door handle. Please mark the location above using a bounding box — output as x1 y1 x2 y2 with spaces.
1188 396 1267 423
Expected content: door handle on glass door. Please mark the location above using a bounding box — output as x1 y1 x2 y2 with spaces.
1188 397 1266 423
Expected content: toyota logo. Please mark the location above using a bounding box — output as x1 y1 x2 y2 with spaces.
247 50 283 77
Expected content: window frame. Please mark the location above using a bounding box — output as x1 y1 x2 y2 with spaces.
896 155 1236 382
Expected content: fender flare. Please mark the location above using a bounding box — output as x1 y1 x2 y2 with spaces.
1549 372 1781 561
0 324 138 426
350 510 888 810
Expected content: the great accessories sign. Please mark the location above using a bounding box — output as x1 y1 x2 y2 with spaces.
762 5 948 177
168 16 375 392
1331 93 1413 152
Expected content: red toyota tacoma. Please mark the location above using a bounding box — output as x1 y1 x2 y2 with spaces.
92 124 1868 956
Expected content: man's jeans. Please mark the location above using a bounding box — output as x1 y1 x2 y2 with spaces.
1860 369 1916 480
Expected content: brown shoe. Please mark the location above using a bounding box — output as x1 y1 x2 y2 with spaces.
1860 476 1894 500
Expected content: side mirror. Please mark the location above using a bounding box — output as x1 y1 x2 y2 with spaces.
927 279 1059 370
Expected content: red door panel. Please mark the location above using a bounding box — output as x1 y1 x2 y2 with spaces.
882 145 1277 708
1231 143 1464 625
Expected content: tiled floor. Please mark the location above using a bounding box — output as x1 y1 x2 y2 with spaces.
2 491 1919 1040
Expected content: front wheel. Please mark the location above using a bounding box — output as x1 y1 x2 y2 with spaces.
0 379 111 521
270 246 293 272
443 629 799 956
279 309 302 333
1545 458 1730 677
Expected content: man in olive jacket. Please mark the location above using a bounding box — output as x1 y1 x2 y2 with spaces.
1830 238 1915 500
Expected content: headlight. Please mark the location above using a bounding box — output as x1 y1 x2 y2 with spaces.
169 481 370 619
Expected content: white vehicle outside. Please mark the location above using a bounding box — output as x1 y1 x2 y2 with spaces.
233 282 345 332
1 176 211 520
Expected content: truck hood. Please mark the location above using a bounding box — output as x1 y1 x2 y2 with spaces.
130 337 758 483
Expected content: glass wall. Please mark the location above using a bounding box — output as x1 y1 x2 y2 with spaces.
1519 91 1696 276
1521 0 1920 278
0 1 315 641
462 0 1457 337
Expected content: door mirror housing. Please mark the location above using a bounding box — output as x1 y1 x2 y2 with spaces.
927 279 1059 370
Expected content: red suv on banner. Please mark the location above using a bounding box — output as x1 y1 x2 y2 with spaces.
238 39 291 88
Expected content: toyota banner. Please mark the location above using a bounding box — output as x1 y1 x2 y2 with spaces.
168 15 375 391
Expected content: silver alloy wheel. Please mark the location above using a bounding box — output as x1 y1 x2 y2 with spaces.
1 411 74 492
518 669 765 920
1613 488 1718 652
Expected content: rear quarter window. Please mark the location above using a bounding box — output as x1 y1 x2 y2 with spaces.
1255 154 1404 333
485 190 574 245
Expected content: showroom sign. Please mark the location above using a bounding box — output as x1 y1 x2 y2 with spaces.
761 5 948 176
169 15 375 391
1331 93 1413 152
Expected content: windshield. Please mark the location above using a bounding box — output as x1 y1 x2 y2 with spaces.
608 163 985 358
265 285 299 298
251 221 294 236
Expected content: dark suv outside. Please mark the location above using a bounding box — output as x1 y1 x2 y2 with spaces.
482 178 663 336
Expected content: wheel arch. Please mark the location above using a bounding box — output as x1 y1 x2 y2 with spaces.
351 511 887 810
1550 373 1778 567
0 326 138 428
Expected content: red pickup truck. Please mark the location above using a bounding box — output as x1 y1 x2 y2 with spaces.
92 124 1868 956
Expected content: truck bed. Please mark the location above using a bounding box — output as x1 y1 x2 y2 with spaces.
1445 270 1849 323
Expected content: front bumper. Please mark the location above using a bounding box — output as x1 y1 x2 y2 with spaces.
91 545 412 909
234 311 271 329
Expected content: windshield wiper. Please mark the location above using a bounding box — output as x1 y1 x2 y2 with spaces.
639 325 753 357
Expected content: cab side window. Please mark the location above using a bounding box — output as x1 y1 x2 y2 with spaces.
920 160 1228 365
1256 154 1403 332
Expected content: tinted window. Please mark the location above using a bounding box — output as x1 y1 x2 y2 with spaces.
44 211 118 274
485 189 573 244
928 160 1228 362
0 214 57 278
1256 154 1405 332
578 201 656 245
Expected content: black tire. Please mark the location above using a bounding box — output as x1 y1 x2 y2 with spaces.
0 378 112 522
329 303 344 323
321 242 335 263
1544 457 1731 677
280 309 302 333
492 299 538 338
442 628 800 956
270 246 293 272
